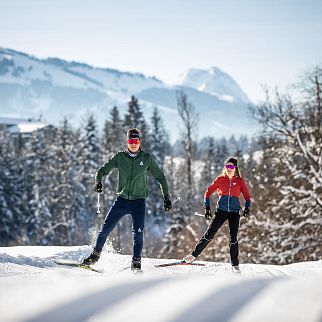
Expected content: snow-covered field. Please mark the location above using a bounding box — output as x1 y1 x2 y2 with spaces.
1 246 322 322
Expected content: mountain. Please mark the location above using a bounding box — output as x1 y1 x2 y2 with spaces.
175 67 250 104
1 245 322 322
0 47 258 141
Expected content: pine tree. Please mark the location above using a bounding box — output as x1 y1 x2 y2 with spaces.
200 137 216 188
144 107 170 256
45 118 79 245
102 106 124 156
22 126 56 245
123 95 150 151
212 138 229 175
77 114 101 244
100 106 127 252
0 129 22 245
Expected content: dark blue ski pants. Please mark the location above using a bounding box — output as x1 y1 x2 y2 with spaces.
192 209 240 266
94 196 146 258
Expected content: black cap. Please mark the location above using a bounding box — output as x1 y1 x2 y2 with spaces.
225 157 238 167
127 128 141 140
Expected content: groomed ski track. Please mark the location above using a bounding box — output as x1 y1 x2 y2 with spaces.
1 246 322 322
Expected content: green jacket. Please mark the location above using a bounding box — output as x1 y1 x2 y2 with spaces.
95 150 169 200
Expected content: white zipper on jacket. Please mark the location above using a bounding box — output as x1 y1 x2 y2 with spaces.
228 178 232 212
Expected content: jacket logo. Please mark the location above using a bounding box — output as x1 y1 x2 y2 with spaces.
140 161 144 166
233 182 236 185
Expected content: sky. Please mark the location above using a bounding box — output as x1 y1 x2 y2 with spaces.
0 0 322 102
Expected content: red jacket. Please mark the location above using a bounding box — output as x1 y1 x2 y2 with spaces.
204 175 251 212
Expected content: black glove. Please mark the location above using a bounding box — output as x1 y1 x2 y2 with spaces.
205 206 212 220
242 208 250 218
164 195 172 211
94 182 103 193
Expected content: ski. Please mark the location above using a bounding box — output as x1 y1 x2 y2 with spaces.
132 268 144 275
155 261 206 268
54 259 104 274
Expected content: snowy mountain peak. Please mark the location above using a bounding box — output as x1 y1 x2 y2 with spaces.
175 67 250 104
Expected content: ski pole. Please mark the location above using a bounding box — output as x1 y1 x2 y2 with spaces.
96 193 101 215
172 196 181 205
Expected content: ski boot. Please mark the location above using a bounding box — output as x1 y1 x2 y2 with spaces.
182 254 196 263
131 256 143 274
82 249 101 266
232 265 241 274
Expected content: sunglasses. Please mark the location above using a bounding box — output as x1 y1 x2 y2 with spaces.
225 164 236 169
128 139 141 145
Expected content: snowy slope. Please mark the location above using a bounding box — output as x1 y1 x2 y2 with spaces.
1 246 322 322
0 48 165 93
0 47 258 140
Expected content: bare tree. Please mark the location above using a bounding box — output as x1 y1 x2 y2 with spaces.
176 91 199 204
159 92 200 259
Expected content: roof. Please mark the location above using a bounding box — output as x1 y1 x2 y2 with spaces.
0 116 48 134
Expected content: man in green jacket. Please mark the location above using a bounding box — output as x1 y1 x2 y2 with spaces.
83 128 172 271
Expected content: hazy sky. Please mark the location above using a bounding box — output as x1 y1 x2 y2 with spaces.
1 0 322 102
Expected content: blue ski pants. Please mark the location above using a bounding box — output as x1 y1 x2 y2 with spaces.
94 196 146 258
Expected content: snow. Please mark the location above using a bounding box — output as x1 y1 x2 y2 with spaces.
175 67 250 104
1 246 322 322
0 48 164 94
0 117 48 134
8 122 47 134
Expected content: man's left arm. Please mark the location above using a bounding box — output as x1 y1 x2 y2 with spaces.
148 156 169 198
148 156 172 211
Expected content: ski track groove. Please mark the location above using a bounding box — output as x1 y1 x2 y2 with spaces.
170 278 276 322
264 266 288 278
22 278 168 322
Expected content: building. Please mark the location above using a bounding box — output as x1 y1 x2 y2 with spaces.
0 117 48 137
0 117 50 150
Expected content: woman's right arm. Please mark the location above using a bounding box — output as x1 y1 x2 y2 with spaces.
204 177 220 207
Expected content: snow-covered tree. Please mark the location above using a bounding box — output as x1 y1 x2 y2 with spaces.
123 96 150 151
143 107 170 256
249 65 322 263
147 107 169 219
0 129 22 245
200 137 216 188
76 114 101 243
22 126 56 245
44 118 80 245
102 106 125 157
100 106 127 252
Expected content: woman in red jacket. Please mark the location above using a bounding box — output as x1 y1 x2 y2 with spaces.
183 157 251 273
